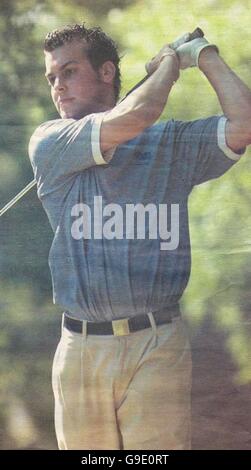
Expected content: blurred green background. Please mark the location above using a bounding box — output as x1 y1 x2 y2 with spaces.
0 0 251 450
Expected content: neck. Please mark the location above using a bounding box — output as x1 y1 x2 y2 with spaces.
99 85 117 111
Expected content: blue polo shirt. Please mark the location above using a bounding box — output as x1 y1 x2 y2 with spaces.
29 113 244 321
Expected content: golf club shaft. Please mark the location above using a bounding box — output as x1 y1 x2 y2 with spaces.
0 178 36 217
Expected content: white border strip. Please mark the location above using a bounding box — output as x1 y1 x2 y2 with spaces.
217 116 243 161
91 113 108 165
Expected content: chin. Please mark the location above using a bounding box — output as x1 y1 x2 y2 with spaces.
60 109 88 120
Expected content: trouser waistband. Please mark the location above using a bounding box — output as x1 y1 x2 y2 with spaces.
63 304 181 336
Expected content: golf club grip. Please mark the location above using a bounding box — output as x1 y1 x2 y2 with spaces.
121 27 204 100
189 27 204 41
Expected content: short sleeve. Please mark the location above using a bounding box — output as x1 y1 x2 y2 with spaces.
173 115 246 189
28 112 109 198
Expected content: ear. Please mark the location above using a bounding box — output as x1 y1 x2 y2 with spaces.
99 61 116 84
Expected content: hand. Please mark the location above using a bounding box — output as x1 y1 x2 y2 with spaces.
176 37 219 69
145 45 179 77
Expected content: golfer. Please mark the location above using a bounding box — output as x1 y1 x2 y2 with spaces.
29 23 251 449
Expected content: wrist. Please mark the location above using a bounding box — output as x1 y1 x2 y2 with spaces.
158 53 180 82
198 46 220 70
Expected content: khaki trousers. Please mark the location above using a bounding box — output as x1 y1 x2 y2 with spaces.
52 315 192 450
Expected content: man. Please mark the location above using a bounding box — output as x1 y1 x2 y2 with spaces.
29 23 251 450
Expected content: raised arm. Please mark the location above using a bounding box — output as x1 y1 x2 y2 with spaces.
100 46 179 153
198 49 251 152
175 35 251 152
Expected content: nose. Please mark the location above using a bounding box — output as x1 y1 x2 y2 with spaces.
54 76 66 92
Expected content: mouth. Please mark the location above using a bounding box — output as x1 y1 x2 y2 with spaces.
58 98 74 106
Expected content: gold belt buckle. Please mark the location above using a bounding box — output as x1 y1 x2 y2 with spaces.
112 318 130 336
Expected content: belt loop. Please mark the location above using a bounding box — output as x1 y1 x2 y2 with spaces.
147 312 157 333
61 313 65 336
82 320 87 338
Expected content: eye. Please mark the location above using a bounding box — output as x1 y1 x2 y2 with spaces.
63 68 76 79
46 75 55 87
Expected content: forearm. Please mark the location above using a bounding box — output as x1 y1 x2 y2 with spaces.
198 48 251 125
117 55 177 123
101 54 178 153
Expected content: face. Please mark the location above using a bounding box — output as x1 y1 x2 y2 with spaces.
44 40 114 119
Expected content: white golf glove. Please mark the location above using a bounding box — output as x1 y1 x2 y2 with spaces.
176 37 219 69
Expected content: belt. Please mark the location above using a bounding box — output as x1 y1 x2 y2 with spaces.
63 304 180 337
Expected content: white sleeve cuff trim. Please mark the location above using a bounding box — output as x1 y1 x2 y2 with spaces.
91 113 108 165
217 116 242 161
